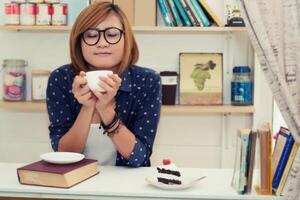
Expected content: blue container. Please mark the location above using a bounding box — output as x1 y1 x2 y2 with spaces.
231 66 253 105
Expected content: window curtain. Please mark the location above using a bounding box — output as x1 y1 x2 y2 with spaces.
239 0 300 199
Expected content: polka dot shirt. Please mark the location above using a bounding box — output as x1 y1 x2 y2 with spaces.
46 64 162 167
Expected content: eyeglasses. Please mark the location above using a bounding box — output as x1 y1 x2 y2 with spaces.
82 27 124 46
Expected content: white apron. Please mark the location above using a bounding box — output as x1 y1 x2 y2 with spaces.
83 123 117 165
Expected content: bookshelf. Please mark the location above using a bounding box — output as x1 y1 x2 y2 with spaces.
0 25 247 33
0 101 254 114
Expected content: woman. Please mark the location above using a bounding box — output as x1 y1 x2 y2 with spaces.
46 2 161 167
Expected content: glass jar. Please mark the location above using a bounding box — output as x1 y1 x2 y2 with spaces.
31 70 50 101
2 59 27 101
231 66 252 105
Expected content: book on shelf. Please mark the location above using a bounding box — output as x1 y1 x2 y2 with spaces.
17 159 99 188
255 125 272 195
158 0 175 26
198 0 224 26
272 131 295 191
281 146 300 199
167 0 184 26
180 0 200 26
165 0 178 26
272 127 290 180
246 129 257 193
173 0 192 26
275 143 299 196
189 0 210 27
231 128 252 194
184 0 202 26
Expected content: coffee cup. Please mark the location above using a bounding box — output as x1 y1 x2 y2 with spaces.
85 70 113 92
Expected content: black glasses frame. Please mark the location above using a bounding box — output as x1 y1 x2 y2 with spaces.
82 27 124 46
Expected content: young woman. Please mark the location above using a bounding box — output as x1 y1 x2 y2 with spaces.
46 2 161 167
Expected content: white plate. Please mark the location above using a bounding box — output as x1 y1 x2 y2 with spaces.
40 152 85 164
145 176 206 190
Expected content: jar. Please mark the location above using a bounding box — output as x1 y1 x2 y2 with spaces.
36 4 52 25
2 59 27 101
31 70 50 101
231 66 252 105
20 3 36 25
4 3 20 25
52 3 67 25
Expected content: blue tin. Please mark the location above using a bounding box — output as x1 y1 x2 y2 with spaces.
231 66 253 105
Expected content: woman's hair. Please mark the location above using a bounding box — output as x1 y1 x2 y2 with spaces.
70 2 139 75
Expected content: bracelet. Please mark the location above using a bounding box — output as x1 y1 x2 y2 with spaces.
105 120 123 137
100 112 119 131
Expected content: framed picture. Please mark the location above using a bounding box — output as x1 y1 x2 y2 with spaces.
179 53 223 105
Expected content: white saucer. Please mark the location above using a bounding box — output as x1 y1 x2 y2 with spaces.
40 152 85 164
145 176 205 190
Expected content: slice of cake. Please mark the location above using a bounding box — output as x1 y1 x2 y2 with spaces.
156 159 182 185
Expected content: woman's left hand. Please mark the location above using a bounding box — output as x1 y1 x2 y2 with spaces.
94 73 122 114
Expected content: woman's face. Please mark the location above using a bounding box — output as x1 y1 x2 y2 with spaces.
81 13 125 71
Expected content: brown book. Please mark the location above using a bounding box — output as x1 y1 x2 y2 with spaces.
255 126 272 195
17 159 99 188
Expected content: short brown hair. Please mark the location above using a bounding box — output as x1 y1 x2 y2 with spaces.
70 2 139 75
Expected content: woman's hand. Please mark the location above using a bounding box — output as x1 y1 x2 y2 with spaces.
72 71 96 109
94 73 121 115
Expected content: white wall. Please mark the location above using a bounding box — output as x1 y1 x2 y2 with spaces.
0 1 272 168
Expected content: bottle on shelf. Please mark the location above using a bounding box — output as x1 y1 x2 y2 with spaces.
231 66 253 105
2 59 27 101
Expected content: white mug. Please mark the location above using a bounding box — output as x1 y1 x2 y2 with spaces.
85 70 113 92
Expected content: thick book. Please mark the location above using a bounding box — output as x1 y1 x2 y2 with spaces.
272 132 294 190
198 0 223 26
255 126 272 195
17 159 99 188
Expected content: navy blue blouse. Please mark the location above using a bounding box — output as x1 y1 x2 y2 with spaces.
46 64 162 167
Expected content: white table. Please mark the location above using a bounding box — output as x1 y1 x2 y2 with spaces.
0 163 283 200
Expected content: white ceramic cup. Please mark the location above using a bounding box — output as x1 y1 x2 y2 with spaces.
85 70 113 92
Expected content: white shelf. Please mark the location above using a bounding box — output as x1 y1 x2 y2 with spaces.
0 101 254 114
0 25 247 33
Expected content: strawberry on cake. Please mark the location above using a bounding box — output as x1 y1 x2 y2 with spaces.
156 159 182 185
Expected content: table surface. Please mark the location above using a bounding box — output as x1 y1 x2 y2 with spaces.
0 163 283 200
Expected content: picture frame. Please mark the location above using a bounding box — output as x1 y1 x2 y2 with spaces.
179 53 223 105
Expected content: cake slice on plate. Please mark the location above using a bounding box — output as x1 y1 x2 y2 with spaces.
156 159 182 185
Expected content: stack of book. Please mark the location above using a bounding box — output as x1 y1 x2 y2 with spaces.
157 0 223 27
231 125 300 198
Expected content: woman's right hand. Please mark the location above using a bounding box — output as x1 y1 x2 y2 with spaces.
72 71 96 109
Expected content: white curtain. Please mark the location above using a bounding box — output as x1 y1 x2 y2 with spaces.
239 0 300 199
